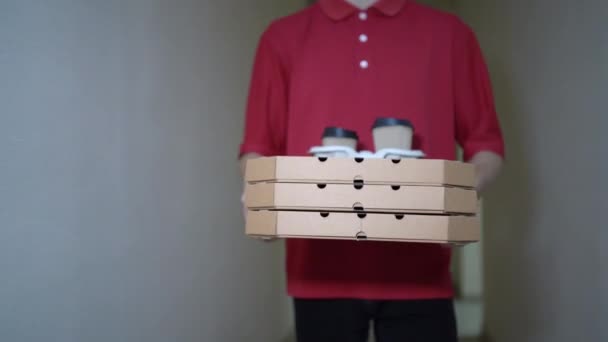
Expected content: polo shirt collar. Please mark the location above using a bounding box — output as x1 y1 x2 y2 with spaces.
319 0 409 21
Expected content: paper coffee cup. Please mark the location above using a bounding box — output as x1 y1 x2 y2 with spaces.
372 118 414 151
322 127 358 150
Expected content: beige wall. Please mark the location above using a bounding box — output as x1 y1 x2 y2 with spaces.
456 1 608 341
0 1 304 341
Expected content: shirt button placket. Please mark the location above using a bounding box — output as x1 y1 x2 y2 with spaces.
357 12 369 70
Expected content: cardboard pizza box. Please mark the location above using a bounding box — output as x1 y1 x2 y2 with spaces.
245 156 475 188
246 210 480 244
245 182 478 214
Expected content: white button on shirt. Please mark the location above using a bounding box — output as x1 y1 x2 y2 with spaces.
358 14 368 69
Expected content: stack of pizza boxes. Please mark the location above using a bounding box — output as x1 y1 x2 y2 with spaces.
244 120 480 245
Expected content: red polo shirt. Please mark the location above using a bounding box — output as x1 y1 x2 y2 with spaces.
239 0 504 299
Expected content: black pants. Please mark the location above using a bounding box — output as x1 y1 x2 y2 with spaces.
294 298 457 342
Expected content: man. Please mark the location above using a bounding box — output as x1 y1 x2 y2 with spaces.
239 0 504 341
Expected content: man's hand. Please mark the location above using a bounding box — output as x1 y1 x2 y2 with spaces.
469 151 504 195
241 192 247 221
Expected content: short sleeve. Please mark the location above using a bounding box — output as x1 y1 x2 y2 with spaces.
453 20 505 161
239 28 288 158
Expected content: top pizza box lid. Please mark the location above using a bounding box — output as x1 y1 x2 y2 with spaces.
246 156 475 187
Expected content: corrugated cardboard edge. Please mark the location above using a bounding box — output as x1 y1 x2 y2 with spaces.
443 161 476 188
246 182 478 214
246 156 477 187
245 157 277 183
444 187 479 214
246 210 277 236
448 215 481 241
245 182 275 208
245 210 479 244
362 214 479 242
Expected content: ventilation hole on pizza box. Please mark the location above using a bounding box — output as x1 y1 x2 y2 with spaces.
353 203 365 212
391 185 401 191
356 231 368 240
354 157 364 163
395 214 405 220
391 159 401 164
353 179 364 190
357 213 367 219
317 183 327 189
318 157 328 162
320 212 330 218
